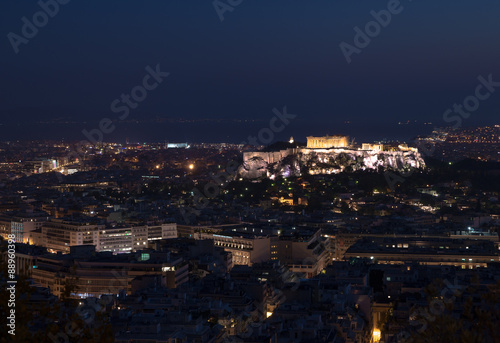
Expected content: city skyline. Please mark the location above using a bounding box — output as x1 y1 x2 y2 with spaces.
2 2 500 342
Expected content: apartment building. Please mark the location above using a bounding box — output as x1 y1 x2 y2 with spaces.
31 245 188 298
36 218 103 253
31 218 177 254
0 211 49 243
195 231 271 266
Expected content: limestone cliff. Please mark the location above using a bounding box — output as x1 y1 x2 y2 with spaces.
238 148 425 179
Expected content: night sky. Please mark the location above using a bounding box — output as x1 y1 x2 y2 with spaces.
1 0 500 143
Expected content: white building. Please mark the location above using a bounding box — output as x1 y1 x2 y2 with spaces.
37 218 103 254
98 223 177 254
35 220 177 254
0 212 49 244
195 231 271 266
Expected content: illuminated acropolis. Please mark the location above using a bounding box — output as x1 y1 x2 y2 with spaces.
306 135 349 149
241 133 425 179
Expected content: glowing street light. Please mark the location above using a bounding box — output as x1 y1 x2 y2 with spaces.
189 164 194 170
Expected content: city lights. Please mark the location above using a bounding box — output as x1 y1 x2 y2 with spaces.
2 3 498 341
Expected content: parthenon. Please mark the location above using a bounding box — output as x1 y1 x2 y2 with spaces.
306 135 349 149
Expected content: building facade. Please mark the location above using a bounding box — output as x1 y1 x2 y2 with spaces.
195 232 271 266
0 212 49 243
30 246 189 298
33 219 177 254
38 218 103 254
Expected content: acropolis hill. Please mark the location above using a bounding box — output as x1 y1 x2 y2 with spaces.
239 135 425 179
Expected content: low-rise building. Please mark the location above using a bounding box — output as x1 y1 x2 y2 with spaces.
345 237 500 268
31 245 189 298
31 218 177 254
195 231 271 266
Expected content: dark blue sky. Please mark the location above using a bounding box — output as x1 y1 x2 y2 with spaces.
1 0 500 142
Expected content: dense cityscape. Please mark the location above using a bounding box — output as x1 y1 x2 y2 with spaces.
1 125 500 342
2 1 500 342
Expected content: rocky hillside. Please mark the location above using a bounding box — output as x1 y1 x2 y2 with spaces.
238 148 425 179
